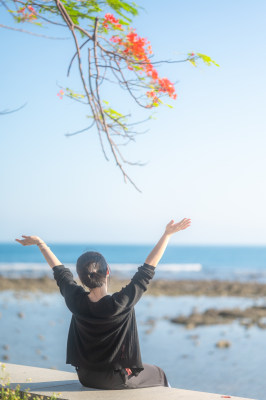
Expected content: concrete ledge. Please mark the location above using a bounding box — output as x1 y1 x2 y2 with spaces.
0 362 255 400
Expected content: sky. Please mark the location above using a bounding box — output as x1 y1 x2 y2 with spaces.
1 0 266 244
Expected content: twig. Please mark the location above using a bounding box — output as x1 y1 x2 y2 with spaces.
0 23 69 39
65 121 95 136
0 103 27 115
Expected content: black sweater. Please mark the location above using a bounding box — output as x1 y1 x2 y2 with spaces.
53 263 155 375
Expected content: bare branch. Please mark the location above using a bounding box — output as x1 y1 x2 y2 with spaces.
88 47 109 161
0 103 27 115
67 37 91 76
0 23 69 39
65 121 95 136
0 0 9 11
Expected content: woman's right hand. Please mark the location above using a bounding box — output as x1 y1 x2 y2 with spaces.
15 235 44 246
165 218 191 236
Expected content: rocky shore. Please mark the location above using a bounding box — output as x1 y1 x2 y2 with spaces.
1 276 266 297
170 305 266 329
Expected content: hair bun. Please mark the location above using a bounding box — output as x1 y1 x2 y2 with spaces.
76 251 108 289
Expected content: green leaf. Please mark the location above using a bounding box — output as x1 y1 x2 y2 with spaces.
65 87 85 99
106 0 138 18
196 53 220 67
104 107 124 118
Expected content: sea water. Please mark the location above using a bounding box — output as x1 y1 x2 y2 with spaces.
0 291 265 399
1 243 266 281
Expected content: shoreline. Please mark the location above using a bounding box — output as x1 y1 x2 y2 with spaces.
1 276 266 297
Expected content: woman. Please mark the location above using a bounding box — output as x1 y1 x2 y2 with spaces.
16 218 191 390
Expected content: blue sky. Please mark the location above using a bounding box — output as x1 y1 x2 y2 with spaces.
1 0 266 244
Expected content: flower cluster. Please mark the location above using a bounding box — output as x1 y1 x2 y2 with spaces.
102 13 122 30
57 89 64 100
17 5 36 21
108 22 177 106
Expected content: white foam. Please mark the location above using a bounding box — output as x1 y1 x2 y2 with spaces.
108 263 202 272
0 262 202 274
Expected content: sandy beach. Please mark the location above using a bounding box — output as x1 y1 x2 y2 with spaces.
1 275 266 297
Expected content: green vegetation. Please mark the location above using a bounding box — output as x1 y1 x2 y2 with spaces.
0 364 60 400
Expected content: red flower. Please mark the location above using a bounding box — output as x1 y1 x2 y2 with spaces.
17 5 36 21
103 13 122 30
108 23 177 104
18 6 25 13
57 89 64 100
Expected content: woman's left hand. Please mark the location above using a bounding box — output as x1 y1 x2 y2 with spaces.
15 236 61 269
165 218 191 236
15 235 44 246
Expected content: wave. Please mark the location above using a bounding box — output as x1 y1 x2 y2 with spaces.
0 262 202 277
2 263 266 282
109 263 202 272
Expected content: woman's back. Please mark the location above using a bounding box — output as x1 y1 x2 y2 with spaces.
53 263 155 373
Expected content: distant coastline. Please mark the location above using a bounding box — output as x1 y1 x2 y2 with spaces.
1 276 266 298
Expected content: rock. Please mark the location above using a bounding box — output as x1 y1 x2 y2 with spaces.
2 345 9 351
144 318 156 327
240 319 253 328
2 354 9 360
143 318 156 335
187 334 199 340
14 292 30 300
38 335 45 341
215 340 231 348
171 305 266 328
144 329 153 335
185 323 196 330
257 321 266 329
17 312 24 318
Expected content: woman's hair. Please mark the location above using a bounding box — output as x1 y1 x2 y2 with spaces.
76 251 108 289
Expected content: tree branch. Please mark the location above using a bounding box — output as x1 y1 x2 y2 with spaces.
0 23 69 39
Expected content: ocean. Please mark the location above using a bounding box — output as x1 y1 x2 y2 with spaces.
1 243 266 281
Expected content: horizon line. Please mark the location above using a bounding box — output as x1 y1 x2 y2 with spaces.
1 241 266 247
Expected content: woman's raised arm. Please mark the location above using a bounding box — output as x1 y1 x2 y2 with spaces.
15 235 62 269
145 218 191 267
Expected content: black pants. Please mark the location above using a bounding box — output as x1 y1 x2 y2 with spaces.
76 364 169 390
